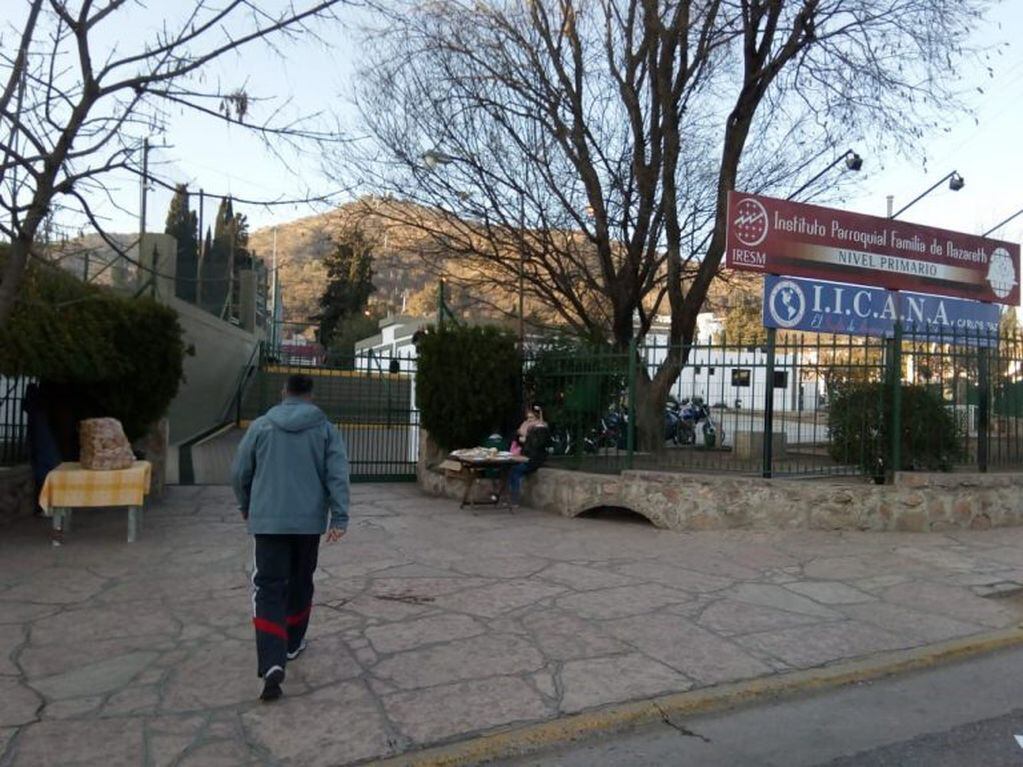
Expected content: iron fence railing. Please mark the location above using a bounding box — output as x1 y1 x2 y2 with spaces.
523 326 1023 479
0 375 31 466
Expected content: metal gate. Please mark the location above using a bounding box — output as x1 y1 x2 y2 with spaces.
240 350 419 482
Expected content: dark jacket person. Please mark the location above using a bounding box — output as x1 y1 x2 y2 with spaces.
231 374 350 702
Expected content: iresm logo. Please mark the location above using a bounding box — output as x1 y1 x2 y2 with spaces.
733 197 769 247
767 279 806 328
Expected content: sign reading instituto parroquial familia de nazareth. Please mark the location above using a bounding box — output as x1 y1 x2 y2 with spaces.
725 191 1020 307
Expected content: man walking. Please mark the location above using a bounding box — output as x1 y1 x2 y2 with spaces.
232 374 350 702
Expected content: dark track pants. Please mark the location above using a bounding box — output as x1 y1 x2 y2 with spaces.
252 534 319 677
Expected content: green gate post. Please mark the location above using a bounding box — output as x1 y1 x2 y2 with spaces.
626 338 637 470
978 345 990 473
763 327 777 478
437 279 445 332
888 321 903 479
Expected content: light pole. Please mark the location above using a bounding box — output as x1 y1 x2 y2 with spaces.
786 149 863 201
889 171 964 219
420 148 529 346
983 207 1023 237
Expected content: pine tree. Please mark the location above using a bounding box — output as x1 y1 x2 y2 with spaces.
163 184 199 302
317 227 376 345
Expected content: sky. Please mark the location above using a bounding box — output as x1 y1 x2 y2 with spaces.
7 1 1023 310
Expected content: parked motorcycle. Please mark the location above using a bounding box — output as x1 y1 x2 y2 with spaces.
671 396 721 447
578 407 623 454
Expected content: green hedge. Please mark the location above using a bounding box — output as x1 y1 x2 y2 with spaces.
0 253 185 439
827 381 962 472
416 324 519 450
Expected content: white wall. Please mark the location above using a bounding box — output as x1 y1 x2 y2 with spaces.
642 342 823 414
166 297 260 444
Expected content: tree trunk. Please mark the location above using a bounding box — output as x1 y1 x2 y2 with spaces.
634 374 665 454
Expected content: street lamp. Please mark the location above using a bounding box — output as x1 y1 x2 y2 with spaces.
786 149 863 201
421 149 457 170
889 171 964 219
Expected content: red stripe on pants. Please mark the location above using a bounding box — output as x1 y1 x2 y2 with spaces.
286 605 312 626
253 617 287 639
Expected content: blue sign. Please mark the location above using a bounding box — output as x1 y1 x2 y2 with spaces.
762 275 1000 345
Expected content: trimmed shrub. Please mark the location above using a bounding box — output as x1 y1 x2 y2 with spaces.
416 324 519 450
827 381 961 472
0 253 186 439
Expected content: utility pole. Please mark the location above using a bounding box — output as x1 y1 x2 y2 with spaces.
139 137 150 248
196 189 205 307
138 137 151 294
518 250 525 348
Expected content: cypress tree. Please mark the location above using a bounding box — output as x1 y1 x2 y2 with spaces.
163 184 198 302
202 197 235 315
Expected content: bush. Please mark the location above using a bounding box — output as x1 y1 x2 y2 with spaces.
0 253 185 439
827 381 961 472
416 324 519 450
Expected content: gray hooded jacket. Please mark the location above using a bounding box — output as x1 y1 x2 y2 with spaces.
231 399 350 534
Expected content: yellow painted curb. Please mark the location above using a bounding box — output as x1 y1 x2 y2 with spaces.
264 365 408 381
366 625 1023 767
237 420 413 431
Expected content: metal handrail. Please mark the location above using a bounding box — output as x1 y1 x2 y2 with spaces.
225 340 264 425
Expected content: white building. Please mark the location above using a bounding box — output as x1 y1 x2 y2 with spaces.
353 312 824 414
353 316 429 373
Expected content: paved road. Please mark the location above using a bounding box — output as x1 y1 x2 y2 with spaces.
4 485 1023 765
499 646 1023 766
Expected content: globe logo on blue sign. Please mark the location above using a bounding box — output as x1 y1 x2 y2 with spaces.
767 279 806 328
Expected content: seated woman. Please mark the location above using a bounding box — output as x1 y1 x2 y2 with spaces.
508 404 548 505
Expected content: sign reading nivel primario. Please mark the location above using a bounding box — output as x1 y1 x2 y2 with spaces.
725 191 1020 305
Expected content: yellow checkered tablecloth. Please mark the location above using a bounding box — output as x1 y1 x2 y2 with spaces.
39 461 152 514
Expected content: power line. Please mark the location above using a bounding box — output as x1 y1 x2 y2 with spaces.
125 165 347 208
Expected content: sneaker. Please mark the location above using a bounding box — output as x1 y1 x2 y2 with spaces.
260 665 285 702
286 640 307 661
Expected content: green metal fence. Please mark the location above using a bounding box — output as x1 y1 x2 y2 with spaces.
524 326 1023 479
240 345 419 482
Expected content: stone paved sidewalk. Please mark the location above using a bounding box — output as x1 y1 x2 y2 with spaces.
2 484 1023 765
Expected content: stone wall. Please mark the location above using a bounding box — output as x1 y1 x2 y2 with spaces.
0 465 35 526
416 431 1023 532
522 468 1023 532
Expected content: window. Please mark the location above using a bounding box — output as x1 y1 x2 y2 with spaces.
731 369 751 387
709 367 716 376
694 366 702 374
773 371 788 389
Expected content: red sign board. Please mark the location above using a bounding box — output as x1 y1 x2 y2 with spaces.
725 191 1020 306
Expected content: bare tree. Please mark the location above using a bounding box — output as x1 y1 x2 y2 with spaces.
346 0 991 447
0 0 348 325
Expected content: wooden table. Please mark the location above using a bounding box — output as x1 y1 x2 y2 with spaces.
446 452 529 511
39 461 152 545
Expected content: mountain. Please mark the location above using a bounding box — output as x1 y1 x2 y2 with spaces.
248 198 450 331
50 195 754 339
249 196 752 336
